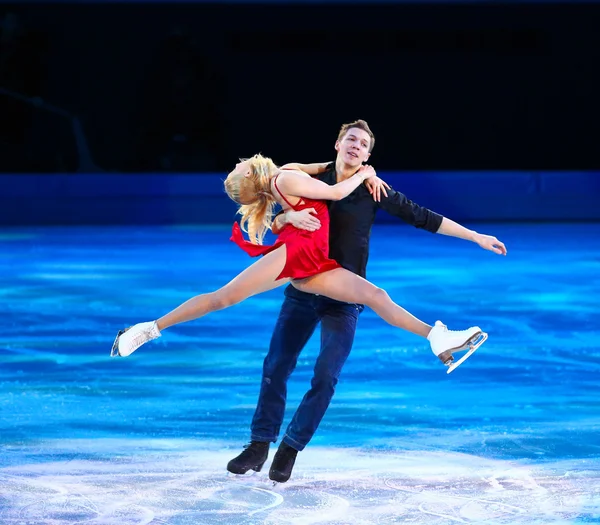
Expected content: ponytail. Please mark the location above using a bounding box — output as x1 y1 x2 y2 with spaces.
238 193 275 245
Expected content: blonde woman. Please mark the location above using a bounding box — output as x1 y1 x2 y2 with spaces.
112 154 486 372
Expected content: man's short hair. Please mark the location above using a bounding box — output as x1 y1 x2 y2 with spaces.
337 119 375 152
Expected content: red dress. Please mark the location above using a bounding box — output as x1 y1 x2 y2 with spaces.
230 174 341 280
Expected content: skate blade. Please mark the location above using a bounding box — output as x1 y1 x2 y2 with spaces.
270 480 287 491
227 470 259 479
110 328 130 357
446 331 488 374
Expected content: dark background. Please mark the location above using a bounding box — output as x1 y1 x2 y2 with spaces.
1 2 599 174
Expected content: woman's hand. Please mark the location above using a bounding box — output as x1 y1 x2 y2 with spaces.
356 164 377 181
364 174 390 202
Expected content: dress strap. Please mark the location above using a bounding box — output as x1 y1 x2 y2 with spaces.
273 173 298 210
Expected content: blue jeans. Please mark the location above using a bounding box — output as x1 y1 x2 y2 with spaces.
250 285 363 451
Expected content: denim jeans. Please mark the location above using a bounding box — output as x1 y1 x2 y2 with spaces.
250 285 363 451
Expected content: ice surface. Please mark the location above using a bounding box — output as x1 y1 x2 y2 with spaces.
1 223 599 524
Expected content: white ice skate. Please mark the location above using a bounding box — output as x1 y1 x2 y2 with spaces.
110 321 161 357
427 320 487 374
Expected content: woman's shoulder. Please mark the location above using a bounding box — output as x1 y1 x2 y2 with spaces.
277 169 311 180
274 169 310 190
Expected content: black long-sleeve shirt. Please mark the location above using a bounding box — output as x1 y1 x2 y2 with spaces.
315 164 443 279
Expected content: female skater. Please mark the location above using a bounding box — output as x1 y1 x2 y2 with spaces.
112 154 486 372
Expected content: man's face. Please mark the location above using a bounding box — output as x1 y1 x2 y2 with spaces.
334 128 372 167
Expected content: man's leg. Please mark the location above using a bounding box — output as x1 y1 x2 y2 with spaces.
250 288 320 443
281 299 361 451
269 299 360 482
227 287 319 474
227 288 320 475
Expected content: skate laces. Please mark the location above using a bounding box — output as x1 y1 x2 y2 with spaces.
445 326 473 335
437 322 468 335
130 323 156 350
429 322 469 342
241 442 267 457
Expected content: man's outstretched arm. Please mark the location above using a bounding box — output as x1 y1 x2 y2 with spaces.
379 186 507 256
436 217 507 255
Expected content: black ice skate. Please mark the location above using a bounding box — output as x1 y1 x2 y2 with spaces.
227 441 269 474
269 442 298 483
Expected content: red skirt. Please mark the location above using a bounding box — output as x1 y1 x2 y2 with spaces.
230 222 340 280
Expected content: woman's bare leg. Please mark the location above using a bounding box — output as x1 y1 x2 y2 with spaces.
157 245 290 331
292 268 431 338
113 246 290 357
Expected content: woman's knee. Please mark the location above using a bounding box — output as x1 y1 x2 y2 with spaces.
365 286 389 308
208 290 238 311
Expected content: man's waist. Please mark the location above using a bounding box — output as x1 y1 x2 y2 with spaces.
327 250 367 279
284 284 364 308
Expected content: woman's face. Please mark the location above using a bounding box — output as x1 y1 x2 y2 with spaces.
229 159 251 179
226 160 257 205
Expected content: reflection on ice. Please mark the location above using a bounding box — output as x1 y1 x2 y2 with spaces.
1 441 599 524
2 224 600 524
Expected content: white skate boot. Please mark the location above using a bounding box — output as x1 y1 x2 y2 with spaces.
110 321 161 357
427 320 487 374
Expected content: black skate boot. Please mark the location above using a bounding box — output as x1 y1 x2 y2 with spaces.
227 441 269 474
269 442 298 483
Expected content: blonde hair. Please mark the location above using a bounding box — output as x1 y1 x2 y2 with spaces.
224 153 278 245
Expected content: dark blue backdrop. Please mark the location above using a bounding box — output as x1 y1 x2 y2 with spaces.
2 170 598 225
1 2 599 226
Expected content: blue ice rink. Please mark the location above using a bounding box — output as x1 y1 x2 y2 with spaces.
1 222 599 524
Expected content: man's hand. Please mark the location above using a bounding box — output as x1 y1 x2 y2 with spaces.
437 218 507 256
364 174 390 202
473 233 507 256
286 208 321 232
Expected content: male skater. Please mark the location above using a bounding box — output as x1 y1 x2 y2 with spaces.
227 119 506 482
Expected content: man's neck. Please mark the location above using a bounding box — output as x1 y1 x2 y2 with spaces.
334 158 360 181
